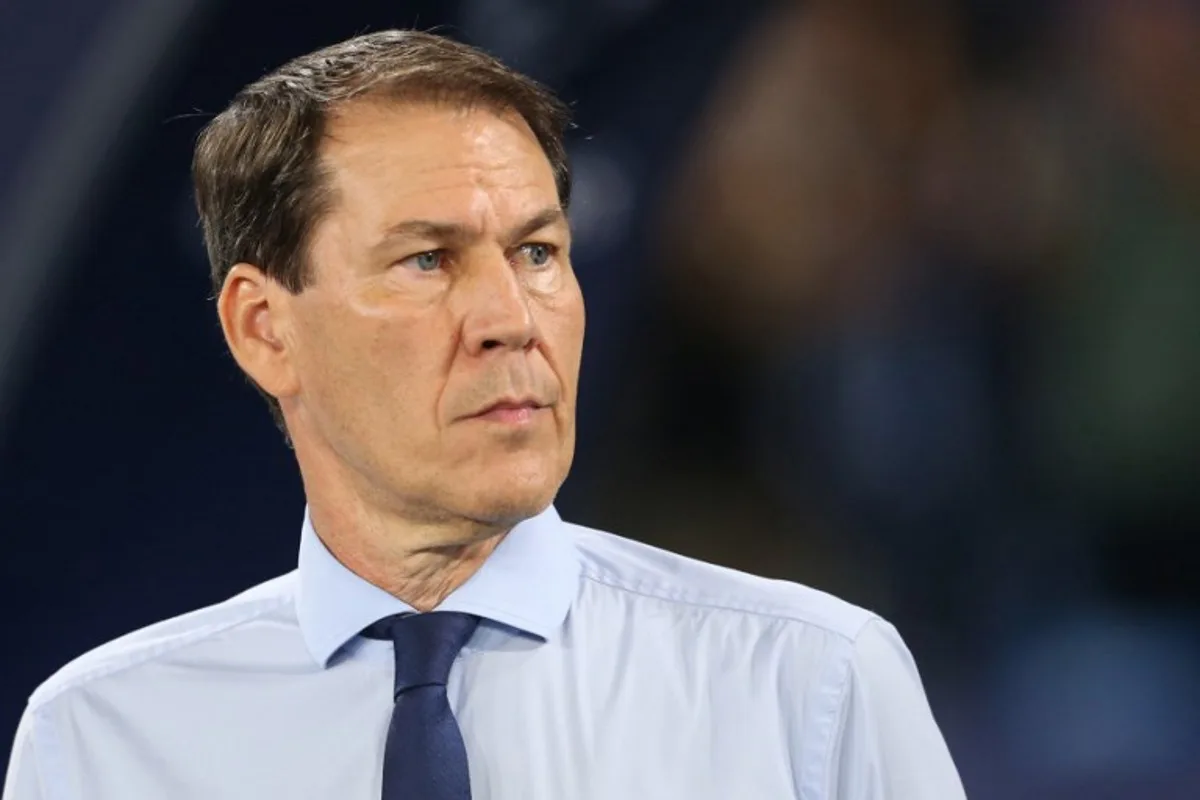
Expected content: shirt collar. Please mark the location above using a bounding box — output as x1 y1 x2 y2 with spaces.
296 504 579 668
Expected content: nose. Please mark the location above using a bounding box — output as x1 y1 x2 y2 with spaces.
458 251 538 355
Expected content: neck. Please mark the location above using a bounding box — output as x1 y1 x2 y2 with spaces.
309 501 506 611
295 442 507 613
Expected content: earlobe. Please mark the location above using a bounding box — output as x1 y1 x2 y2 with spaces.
217 264 299 400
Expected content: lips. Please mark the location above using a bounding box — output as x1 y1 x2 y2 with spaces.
466 397 549 425
477 399 543 415
461 394 551 423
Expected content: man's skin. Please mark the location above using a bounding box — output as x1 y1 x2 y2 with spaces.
217 100 586 609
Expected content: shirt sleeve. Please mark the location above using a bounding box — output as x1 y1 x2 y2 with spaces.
3 708 47 800
833 618 967 799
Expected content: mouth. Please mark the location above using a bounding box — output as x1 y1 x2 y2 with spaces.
469 398 550 425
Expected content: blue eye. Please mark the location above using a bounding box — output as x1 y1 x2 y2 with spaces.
518 243 554 268
402 250 444 272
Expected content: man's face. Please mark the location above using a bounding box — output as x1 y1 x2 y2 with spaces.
280 101 584 526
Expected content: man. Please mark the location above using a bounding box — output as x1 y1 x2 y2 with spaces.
3 30 965 800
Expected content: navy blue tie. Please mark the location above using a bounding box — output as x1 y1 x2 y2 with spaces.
365 612 479 800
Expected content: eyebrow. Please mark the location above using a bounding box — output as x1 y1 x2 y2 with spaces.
372 206 568 250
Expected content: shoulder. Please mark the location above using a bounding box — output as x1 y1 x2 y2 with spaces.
830 617 966 796
564 520 878 642
26 572 299 711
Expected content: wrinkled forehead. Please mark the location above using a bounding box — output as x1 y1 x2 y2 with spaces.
301 100 565 283
319 99 557 218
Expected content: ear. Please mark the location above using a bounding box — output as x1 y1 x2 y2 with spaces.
217 264 300 403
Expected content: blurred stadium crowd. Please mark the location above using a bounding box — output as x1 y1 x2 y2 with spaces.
2 0 1198 797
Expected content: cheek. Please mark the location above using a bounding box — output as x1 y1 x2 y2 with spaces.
360 318 446 411
297 303 440 414
560 277 586 353
544 287 586 389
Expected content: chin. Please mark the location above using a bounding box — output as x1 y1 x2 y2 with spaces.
460 457 566 527
465 482 558 527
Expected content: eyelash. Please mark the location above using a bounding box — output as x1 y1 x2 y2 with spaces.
516 242 557 268
397 243 558 273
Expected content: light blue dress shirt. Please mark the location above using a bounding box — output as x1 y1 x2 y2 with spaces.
4 506 965 799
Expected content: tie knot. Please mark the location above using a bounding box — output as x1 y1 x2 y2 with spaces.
367 612 479 696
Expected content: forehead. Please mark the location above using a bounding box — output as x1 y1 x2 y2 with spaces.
318 100 558 227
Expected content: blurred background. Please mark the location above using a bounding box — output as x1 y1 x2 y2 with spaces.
2 0 1199 796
